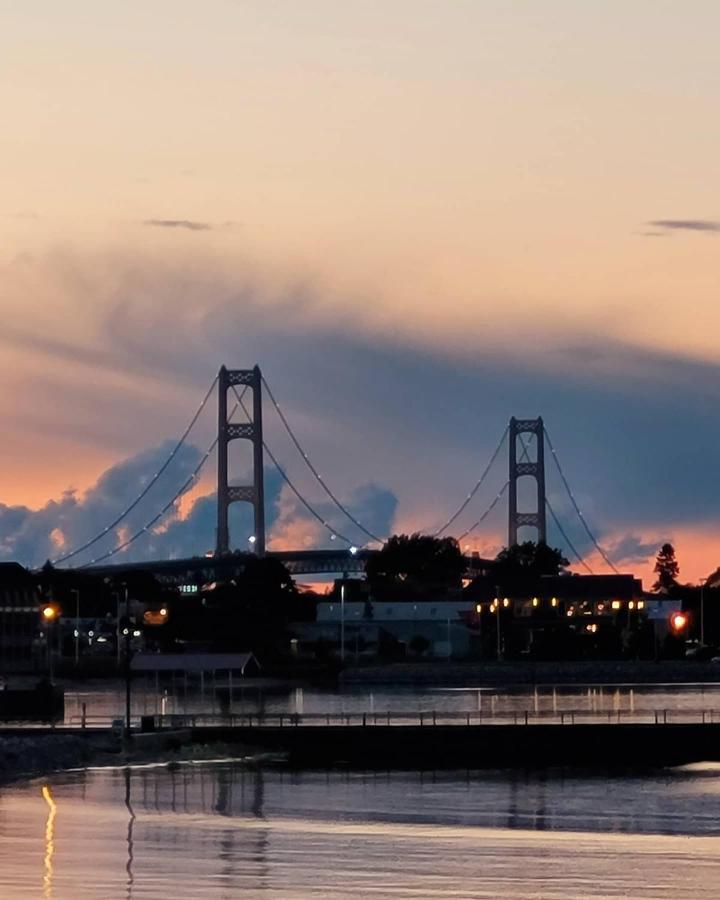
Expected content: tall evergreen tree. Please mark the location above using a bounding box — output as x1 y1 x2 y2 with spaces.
653 543 679 592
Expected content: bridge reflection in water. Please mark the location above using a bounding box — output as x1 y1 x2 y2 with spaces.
6 763 720 898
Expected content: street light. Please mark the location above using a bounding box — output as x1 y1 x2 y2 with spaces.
340 580 346 662
494 585 503 661
670 611 689 634
700 578 708 646
40 603 61 680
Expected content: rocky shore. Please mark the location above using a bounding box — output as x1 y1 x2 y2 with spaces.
0 734 94 782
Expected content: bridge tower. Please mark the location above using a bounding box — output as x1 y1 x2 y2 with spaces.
216 365 266 556
508 417 546 546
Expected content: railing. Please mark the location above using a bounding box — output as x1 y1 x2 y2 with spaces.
141 708 720 729
5 708 717 731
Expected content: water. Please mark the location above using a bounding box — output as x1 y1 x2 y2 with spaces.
62 680 720 725
7 683 720 897
2 763 720 898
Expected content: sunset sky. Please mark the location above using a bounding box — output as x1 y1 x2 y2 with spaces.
1 1 719 585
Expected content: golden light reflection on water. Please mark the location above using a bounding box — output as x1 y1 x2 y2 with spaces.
0 766 718 899
42 785 57 899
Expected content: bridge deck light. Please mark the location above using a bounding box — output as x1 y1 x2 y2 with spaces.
248 535 257 545
349 546 358 556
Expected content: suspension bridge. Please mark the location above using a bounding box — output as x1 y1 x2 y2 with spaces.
47 365 621 581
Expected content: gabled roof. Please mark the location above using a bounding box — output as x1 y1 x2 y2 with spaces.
131 652 260 673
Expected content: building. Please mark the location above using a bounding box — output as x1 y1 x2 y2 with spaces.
294 573 649 661
0 563 41 672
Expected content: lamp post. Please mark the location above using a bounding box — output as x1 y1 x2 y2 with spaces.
119 586 133 738
495 585 503 661
340 581 346 662
701 578 708 646
116 590 121 668
70 588 80 669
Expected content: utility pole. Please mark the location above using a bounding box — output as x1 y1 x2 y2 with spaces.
71 588 80 669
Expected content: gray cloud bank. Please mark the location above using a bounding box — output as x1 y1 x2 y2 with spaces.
3 248 720 576
143 219 212 231
0 440 397 569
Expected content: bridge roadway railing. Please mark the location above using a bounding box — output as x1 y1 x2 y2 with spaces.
50 707 720 730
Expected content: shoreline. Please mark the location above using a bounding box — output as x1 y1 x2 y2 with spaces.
340 659 720 686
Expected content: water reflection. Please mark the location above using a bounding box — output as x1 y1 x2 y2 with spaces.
124 768 135 898
0 763 719 898
41 785 56 899
63 682 720 726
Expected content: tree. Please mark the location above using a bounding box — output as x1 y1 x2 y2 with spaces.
365 533 465 598
494 541 569 578
653 543 679 593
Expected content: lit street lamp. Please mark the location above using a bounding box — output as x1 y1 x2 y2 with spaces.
700 577 709 646
495 585 503 661
340 580 346 662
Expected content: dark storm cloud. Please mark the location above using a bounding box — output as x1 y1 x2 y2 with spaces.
647 219 720 233
0 438 398 568
143 219 212 231
604 534 664 566
4 251 720 575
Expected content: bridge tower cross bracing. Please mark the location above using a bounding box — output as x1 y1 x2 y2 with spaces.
216 365 266 557
508 416 547 546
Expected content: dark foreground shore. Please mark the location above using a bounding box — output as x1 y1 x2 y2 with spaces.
0 732 268 784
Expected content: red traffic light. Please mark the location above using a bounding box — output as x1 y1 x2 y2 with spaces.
670 611 689 633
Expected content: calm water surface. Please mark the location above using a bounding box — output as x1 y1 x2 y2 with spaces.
2 762 720 899
63 681 720 724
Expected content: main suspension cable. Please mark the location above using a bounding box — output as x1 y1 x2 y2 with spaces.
79 395 244 567
457 481 510 542
434 425 509 537
53 374 218 565
545 498 594 574
232 386 354 546
543 429 620 574
516 433 593 574
261 375 383 544
81 437 218 567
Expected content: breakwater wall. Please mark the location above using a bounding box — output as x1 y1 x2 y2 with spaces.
188 721 720 769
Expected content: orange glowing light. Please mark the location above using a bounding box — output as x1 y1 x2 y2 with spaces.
670 612 688 632
143 607 169 626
